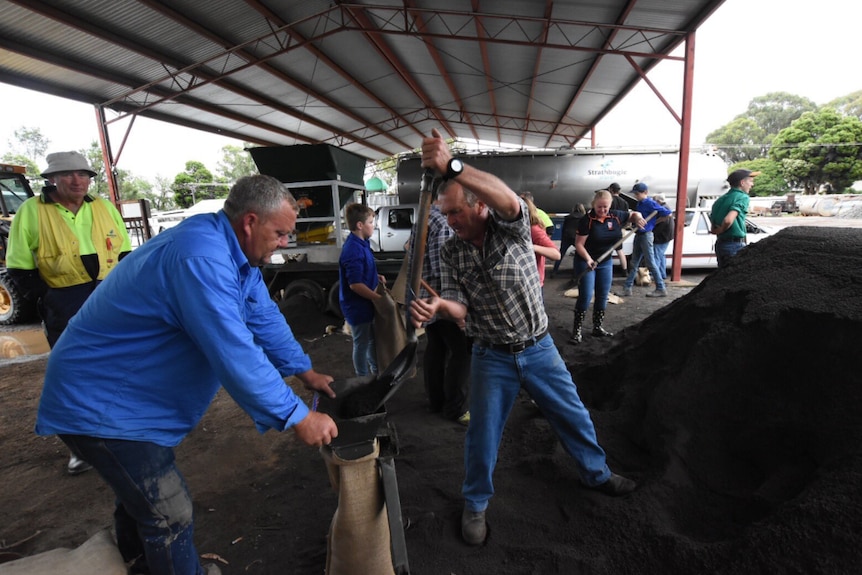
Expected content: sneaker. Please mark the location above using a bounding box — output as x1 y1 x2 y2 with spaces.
621 287 632 297
67 453 93 476
461 508 487 545
587 473 637 496
457 411 471 426
203 564 223 575
645 289 667 298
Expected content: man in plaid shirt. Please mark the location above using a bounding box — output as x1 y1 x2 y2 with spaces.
410 129 637 546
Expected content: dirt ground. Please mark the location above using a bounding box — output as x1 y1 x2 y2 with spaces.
2 225 861 574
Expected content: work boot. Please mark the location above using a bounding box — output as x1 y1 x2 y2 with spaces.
567 309 586 345
645 289 667 298
587 473 637 496
461 508 487 545
67 453 92 476
621 286 633 297
592 309 613 337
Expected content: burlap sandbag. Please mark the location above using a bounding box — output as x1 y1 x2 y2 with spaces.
372 283 409 372
0 529 126 575
635 266 653 286
321 440 395 575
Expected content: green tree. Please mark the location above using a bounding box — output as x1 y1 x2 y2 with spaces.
706 117 767 164
150 175 177 211
770 108 862 194
728 158 788 197
3 126 50 190
707 92 816 163
825 90 862 122
84 141 111 198
8 126 50 160
217 144 257 182
172 161 215 208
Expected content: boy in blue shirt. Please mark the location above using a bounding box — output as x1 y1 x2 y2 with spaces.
339 203 385 375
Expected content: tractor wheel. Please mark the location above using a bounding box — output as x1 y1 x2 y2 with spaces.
0 269 36 325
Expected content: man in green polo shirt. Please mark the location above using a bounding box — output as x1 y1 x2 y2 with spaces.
710 169 758 267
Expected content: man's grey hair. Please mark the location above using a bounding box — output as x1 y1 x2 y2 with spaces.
223 175 298 221
439 179 478 206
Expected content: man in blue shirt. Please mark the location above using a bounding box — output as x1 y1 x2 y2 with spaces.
621 182 672 297
36 175 338 575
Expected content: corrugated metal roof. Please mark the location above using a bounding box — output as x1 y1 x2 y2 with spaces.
0 0 725 164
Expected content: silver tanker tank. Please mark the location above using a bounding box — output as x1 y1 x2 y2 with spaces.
396 147 729 213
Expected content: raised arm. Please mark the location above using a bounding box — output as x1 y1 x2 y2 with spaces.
420 128 521 220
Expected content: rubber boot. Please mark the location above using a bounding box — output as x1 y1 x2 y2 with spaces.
568 310 586 345
592 309 613 337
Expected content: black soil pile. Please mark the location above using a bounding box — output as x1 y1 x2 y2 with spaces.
387 226 862 575
567 226 862 573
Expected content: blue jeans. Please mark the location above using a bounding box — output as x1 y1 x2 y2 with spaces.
350 320 378 376
652 242 669 279
60 435 206 575
573 257 613 312
715 240 745 267
463 335 610 512
624 232 666 291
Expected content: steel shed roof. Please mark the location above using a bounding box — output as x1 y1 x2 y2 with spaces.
0 0 726 164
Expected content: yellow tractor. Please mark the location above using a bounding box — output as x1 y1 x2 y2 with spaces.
0 163 36 324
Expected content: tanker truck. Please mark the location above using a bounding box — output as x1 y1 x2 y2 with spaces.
396 146 730 215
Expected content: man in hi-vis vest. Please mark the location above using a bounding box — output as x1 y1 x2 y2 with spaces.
6 150 131 475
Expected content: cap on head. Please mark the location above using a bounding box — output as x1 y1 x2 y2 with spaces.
41 151 97 178
608 183 621 193
727 169 760 187
653 193 666 205
632 182 648 194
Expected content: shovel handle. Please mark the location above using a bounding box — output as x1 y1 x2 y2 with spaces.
572 210 658 285
420 278 440 299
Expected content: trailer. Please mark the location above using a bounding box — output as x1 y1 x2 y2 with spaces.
249 145 406 319
396 147 729 215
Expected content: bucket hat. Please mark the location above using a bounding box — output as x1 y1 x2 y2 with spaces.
41 151 97 178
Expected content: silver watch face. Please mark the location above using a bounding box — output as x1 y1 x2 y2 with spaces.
450 158 463 173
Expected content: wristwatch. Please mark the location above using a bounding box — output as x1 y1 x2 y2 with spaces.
445 157 464 180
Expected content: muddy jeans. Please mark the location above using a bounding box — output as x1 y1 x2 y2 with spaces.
60 435 206 575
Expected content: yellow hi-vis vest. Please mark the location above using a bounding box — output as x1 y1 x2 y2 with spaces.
36 198 124 288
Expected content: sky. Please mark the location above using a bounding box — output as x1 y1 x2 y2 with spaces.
1 0 859 183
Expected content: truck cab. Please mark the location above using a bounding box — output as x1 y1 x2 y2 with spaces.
620 206 774 269
372 204 416 253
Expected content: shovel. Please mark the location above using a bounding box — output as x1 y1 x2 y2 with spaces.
571 210 658 285
348 168 437 413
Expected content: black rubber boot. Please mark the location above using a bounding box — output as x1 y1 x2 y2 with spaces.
592 309 613 337
568 310 586 344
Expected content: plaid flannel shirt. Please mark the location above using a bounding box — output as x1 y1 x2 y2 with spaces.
440 198 547 344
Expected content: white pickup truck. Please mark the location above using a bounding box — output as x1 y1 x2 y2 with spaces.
370 204 416 253
619 206 774 269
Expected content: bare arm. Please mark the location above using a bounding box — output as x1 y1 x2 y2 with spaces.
409 296 468 329
534 244 561 261
349 282 381 301
711 210 739 235
574 234 596 269
421 128 521 220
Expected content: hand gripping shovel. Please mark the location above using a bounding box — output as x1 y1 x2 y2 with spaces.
571 210 658 286
340 169 437 415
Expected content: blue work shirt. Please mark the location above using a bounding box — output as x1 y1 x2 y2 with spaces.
635 197 672 233
338 232 378 325
36 211 313 447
